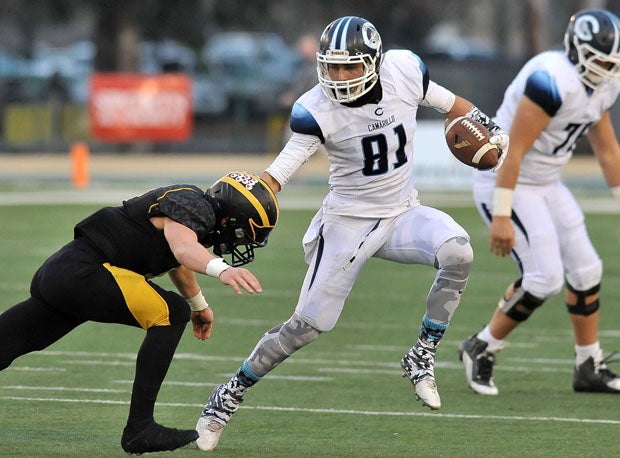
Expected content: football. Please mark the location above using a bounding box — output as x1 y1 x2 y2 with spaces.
444 116 499 170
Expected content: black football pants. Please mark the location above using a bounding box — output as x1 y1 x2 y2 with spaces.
0 238 191 427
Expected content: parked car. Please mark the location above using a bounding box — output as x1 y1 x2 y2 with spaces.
0 49 32 78
21 39 228 116
140 39 197 74
201 32 299 113
191 72 229 117
140 40 228 116
422 23 497 61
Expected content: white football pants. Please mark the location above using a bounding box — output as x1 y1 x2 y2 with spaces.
294 204 472 331
473 179 602 299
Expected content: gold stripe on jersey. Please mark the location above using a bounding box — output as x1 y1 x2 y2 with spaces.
220 176 274 225
103 263 170 329
147 187 198 214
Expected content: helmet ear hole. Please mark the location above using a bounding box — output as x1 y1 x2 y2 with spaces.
233 227 246 241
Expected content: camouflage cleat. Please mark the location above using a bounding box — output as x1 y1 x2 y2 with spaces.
401 338 441 410
196 379 250 451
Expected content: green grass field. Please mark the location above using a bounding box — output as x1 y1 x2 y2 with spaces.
1 201 619 457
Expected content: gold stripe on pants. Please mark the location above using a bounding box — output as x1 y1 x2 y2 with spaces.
103 263 170 329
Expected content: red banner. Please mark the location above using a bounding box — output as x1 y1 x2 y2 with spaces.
89 73 192 141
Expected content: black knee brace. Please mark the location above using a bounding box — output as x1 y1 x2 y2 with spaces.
499 278 545 322
565 282 600 316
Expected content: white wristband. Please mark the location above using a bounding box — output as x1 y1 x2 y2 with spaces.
492 187 514 217
206 258 230 278
611 186 620 201
187 291 209 312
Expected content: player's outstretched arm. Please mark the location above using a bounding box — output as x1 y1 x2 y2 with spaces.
218 267 262 295
161 216 263 295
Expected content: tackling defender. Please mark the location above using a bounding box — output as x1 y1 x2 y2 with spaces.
459 8 620 395
195 16 508 451
0 172 278 454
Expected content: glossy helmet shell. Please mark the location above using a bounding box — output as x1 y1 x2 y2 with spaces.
205 171 279 266
317 16 382 103
564 9 620 89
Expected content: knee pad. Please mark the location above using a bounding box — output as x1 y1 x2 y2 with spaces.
435 236 473 276
499 278 545 322
565 282 600 316
429 237 473 322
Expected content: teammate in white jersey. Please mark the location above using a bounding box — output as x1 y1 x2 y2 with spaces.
195 16 508 450
459 8 620 396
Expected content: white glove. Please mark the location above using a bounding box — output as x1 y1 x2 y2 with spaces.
489 133 509 172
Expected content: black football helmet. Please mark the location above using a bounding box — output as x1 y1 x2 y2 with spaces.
317 16 382 103
564 9 620 89
205 171 279 266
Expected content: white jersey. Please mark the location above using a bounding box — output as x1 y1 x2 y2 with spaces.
266 49 456 217
474 50 620 186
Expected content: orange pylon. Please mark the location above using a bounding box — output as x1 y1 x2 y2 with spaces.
71 142 90 188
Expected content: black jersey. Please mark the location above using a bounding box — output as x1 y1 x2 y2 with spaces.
74 185 217 277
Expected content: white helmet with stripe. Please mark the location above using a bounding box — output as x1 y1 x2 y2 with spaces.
317 16 382 103
564 8 620 89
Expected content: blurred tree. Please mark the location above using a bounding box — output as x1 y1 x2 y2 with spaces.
3 0 620 63
0 0 76 57
140 0 205 49
526 0 551 56
94 0 139 71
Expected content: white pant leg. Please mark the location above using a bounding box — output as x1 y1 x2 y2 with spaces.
296 205 472 331
374 205 472 323
473 179 599 298
374 205 469 265
295 210 390 331
550 183 602 290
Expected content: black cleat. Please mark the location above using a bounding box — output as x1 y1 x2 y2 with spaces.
121 421 198 454
573 351 620 393
458 334 499 395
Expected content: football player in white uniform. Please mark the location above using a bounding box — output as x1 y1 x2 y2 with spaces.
195 16 508 450
459 8 620 396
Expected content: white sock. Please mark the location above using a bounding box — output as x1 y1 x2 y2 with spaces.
477 326 504 353
575 342 600 367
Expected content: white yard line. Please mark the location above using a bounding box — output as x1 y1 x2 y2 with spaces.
2 347 614 426
1 395 618 425
0 188 617 212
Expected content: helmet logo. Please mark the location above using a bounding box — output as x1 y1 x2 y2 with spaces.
575 14 600 42
362 22 380 50
326 49 349 57
228 172 259 190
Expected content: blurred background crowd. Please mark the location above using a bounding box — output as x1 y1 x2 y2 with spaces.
0 0 617 155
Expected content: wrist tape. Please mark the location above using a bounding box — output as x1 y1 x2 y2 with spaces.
206 258 230 278
187 291 209 312
492 187 514 217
